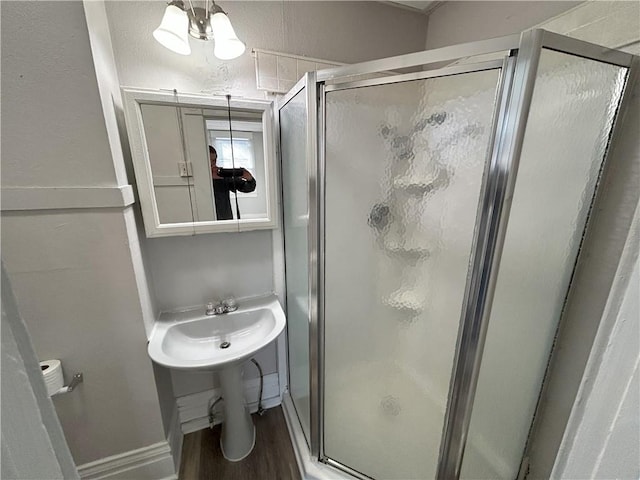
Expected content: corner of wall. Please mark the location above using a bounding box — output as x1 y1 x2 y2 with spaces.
2 1 172 474
83 0 159 336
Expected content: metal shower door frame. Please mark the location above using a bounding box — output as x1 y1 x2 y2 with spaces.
275 72 318 452
313 40 519 479
438 29 636 479
316 56 513 480
280 28 637 480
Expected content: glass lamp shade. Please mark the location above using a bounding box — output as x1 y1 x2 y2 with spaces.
211 12 246 60
153 5 191 55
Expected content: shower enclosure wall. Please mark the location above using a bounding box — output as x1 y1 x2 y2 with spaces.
277 29 637 480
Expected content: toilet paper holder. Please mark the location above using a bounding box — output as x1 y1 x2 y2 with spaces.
52 372 84 396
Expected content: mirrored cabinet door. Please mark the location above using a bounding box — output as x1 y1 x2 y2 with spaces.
122 88 277 237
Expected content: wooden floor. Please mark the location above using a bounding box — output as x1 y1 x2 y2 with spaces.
179 406 301 480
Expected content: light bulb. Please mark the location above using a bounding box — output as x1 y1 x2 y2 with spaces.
210 12 246 60
153 4 191 56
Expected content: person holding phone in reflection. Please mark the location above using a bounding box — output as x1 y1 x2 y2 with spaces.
209 145 256 220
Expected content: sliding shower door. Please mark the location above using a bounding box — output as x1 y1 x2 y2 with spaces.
322 64 506 479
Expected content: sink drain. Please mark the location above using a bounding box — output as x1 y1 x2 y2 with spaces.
381 395 401 416
220 341 231 349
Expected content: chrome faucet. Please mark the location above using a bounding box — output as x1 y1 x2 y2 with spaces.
205 302 219 315
205 298 238 316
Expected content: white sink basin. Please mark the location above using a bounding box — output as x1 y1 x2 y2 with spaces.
148 295 286 371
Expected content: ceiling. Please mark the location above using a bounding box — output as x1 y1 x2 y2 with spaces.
387 1 442 14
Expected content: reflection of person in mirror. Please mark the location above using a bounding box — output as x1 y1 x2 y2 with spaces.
209 145 256 220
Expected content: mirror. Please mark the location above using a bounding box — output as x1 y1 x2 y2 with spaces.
122 88 277 237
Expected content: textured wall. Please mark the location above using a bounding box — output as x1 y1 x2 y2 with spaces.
0 0 167 468
1 209 168 466
104 0 430 398
106 0 429 317
425 1 580 49
107 1 429 98
1 266 79 480
0 1 117 188
553 236 639 479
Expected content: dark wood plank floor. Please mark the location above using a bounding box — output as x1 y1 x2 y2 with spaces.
179 406 301 480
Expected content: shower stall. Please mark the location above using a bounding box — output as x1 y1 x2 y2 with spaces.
277 29 637 479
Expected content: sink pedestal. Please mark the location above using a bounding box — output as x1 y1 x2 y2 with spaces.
219 363 255 461
146 295 286 460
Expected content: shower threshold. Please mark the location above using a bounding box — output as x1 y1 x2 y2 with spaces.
282 393 354 480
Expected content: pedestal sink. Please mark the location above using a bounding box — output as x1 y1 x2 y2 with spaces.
147 295 286 461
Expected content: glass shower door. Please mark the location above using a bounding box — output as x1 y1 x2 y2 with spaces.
280 84 312 443
322 64 506 479
461 48 629 479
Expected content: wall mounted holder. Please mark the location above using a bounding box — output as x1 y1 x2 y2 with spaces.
52 373 84 396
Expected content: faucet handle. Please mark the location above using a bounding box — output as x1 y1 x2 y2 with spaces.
205 302 216 315
222 298 238 312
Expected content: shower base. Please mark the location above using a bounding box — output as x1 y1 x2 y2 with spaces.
323 361 445 479
283 360 502 479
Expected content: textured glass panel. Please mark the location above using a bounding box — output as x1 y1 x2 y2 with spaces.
461 51 626 479
280 89 311 443
324 69 501 479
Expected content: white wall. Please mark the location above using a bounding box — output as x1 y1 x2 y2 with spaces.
82 0 160 333
103 1 429 402
147 231 274 312
0 4 117 189
1 209 168 466
552 215 639 479
107 1 429 98
0 0 170 472
425 1 580 49
1 266 79 480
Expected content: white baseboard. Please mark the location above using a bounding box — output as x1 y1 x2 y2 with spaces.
77 441 176 480
178 372 281 435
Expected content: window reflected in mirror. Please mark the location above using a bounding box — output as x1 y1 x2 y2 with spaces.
207 117 265 221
